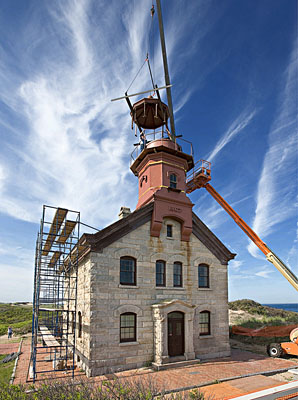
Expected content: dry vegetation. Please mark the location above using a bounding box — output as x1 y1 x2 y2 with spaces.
228 299 298 328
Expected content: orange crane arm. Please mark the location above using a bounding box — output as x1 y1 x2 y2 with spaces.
204 183 298 291
205 184 269 256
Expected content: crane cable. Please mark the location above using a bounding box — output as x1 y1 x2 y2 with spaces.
126 2 156 95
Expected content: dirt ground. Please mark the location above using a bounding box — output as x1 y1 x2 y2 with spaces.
0 333 31 344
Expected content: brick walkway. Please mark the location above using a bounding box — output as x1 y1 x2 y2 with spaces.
0 341 19 354
11 341 298 398
14 344 31 384
198 375 291 399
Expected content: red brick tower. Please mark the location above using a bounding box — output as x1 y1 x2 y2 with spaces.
130 134 194 241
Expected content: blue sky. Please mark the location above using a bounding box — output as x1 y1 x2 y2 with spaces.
0 0 297 303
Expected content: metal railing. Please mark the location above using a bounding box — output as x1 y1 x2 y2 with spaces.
130 131 194 165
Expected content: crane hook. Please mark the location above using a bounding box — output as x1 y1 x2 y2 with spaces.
151 4 155 18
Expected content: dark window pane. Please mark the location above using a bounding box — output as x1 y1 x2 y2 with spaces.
78 311 82 338
199 311 210 336
173 262 182 287
156 260 166 286
120 313 136 342
170 174 177 189
167 225 172 237
120 257 136 285
198 264 209 288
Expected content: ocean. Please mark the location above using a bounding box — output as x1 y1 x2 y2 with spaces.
263 303 298 313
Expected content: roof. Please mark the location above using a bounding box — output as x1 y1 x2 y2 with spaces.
80 202 236 265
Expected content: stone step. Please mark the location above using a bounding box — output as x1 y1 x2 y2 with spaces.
152 358 200 371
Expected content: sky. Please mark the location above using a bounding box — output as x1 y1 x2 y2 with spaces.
0 0 297 303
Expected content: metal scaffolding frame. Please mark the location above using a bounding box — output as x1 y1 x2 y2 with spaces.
28 205 80 382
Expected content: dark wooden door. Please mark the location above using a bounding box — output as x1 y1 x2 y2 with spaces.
168 312 184 357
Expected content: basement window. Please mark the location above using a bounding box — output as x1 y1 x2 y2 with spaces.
167 225 173 238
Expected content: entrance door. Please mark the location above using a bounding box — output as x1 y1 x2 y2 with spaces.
168 311 184 357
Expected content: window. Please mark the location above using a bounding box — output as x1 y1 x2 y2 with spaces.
120 313 136 342
173 262 182 287
156 260 166 287
70 312 75 333
120 257 136 285
198 264 209 288
167 224 173 238
169 174 177 189
78 311 82 338
199 311 210 336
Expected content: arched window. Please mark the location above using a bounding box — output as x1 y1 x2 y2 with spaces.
156 260 166 287
78 311 82 338
120 312 136 343
199 311 210 336
120 256 136 285
198 264 209 288
173 262 182 287
169 173 177 189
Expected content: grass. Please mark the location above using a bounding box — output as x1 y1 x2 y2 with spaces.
0 379 211 399
0 304 32 337
0 355 15 385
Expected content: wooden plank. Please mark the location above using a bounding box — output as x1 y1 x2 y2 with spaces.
39 326 60 347
42 208 68 256
57 220 77 244
49 251 62 268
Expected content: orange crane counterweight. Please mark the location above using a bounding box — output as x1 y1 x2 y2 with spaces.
186 160 298 291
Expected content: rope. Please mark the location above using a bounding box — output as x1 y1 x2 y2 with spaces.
126 2 156 95
126 56 148 93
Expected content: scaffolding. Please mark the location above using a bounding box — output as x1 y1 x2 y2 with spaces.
29 205 80 382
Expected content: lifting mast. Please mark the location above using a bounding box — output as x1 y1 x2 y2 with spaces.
186 162 298 291
156 0 176 140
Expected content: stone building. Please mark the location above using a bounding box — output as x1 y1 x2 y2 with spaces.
74 138 235 377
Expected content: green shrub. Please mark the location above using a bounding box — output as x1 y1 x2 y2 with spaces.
0 304 32 336
0 379 210 399
228 299 297 321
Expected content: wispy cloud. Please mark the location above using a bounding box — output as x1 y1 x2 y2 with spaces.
255 268 274 279
248 40 297 258
229 260 243 271
0 0 218 228
207 108 256 162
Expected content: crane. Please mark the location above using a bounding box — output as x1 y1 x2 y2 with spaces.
186 160 298 292
118 1 298 292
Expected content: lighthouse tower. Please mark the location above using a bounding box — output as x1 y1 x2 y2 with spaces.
130 97 194 241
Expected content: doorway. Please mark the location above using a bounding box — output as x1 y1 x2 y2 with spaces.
168 311 184 356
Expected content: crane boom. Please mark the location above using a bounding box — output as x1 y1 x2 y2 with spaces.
186 161 298 291
204 184 298 291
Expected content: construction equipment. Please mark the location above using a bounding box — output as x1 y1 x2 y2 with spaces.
267 328 298 357
186 160 298 292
